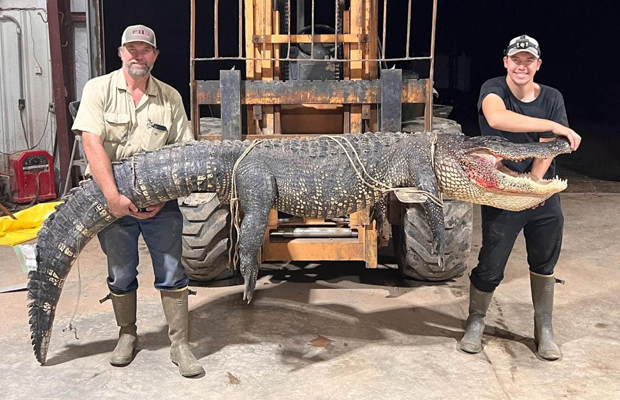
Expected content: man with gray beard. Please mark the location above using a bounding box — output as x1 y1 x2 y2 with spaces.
72 25 203 377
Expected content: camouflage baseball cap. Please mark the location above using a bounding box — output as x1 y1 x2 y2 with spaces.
121 24 157 48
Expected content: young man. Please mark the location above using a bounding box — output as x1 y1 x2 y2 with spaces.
460 35 581 361
72 25 203 377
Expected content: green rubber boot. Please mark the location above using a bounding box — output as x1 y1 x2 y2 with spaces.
161 289 205 377
109 291 138 366
530 272 562 361
460 283 494 354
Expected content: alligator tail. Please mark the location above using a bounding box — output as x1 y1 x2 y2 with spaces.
27 140 245 364
28 179 115 364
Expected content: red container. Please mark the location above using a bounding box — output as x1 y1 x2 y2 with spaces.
9 150 57 204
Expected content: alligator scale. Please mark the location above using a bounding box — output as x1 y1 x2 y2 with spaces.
28 131 571 363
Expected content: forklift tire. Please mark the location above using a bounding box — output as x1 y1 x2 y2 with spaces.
394 117 472 281
179 193 235 282
392 200 473 281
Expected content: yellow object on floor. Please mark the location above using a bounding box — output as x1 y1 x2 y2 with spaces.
0 202 61 246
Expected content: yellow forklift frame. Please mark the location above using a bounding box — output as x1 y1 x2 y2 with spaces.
189 0 438 268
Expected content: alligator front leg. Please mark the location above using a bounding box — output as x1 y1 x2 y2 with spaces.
411 134 446 269
423 198 446 270
236 162 276 303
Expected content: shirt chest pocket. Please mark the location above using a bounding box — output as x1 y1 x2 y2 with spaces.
140 121 170 151
104 113 131 143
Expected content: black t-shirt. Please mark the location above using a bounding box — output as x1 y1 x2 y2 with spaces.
478 76 569 177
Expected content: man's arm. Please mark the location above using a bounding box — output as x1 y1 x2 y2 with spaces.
74 79 163 219
82 132 140 218
482 94 581 150
530 137 556 179
528 137 557 209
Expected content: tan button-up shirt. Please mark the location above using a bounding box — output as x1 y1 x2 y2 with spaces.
72 69 193 170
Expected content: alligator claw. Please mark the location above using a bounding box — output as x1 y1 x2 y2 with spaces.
430 236 446 272
242 270 257 304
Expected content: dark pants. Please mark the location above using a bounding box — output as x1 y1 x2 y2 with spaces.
98 200 189 295
470 194 563 293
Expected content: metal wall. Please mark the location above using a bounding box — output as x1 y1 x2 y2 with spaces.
71 0 88 98
73 23 88 99
0 0 55 173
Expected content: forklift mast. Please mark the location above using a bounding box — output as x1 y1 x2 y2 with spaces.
187 0 440 270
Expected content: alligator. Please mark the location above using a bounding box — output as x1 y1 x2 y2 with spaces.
27 131 571 364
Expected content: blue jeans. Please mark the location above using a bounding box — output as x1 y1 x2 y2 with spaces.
98 200 189 295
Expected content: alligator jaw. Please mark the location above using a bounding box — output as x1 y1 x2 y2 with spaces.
476 136 572 160
493 163 568 194
468 151 567 194
460 151 568 211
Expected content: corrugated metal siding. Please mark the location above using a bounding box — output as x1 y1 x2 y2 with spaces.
74 24 89 100
70 0 85 13
0 1 55 174
72 0 88 99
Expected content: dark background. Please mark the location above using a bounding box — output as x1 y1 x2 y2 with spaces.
102 0 619 181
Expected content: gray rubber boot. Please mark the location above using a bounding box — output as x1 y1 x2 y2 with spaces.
161 289 205 377
460 283 494 354
530 272 562 361
109 291 138 366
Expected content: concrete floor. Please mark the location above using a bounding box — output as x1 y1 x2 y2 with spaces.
1 192 619 400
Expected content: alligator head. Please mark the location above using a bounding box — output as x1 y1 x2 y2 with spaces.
433 134 572 211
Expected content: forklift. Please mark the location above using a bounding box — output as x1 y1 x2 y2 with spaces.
180 0 472 282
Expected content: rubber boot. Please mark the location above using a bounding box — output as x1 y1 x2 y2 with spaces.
460 283 494 354
161 289 205 377
109 291 138 366
530 272 562 361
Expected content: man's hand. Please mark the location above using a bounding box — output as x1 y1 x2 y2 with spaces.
130 202 166 220
481 96 582 151
531 200 545 210
106 195 166 219
552 124 581 151
106 194 139 218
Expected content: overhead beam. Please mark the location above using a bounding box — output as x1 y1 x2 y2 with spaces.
196 79 427 105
